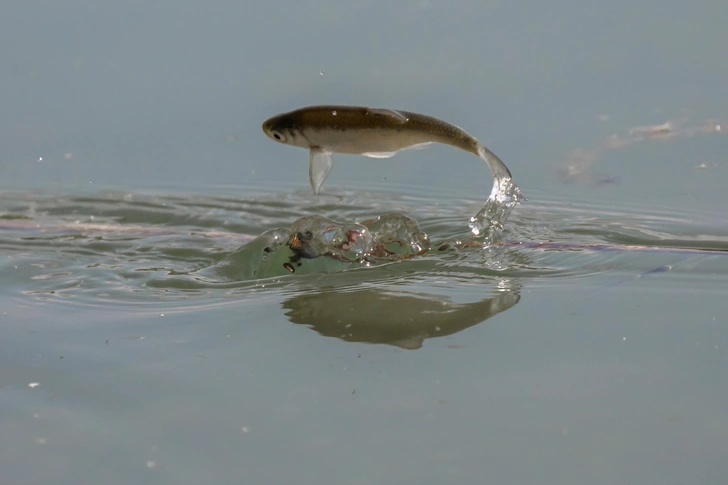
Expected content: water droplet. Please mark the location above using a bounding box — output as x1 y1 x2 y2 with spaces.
320 70 324 76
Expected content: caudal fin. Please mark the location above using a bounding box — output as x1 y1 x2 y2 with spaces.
477 143 513 181
476 143 524 204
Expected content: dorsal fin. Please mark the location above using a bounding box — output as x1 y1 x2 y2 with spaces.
365 108 409 123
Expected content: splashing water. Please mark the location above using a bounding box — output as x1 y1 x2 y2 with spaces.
468 144 525 238
469 176 524 237
217 213 431 279
216 144 524 279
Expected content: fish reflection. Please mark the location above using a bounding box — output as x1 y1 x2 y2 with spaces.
282 285 520 350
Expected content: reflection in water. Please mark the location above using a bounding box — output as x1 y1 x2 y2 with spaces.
282 284 520 349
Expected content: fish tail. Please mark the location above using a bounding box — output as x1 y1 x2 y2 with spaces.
476 143 525 205
476 143 512 180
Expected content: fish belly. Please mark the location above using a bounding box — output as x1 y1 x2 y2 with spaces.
301 128 432 155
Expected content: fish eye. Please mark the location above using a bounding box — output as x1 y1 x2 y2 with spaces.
269 130 286 142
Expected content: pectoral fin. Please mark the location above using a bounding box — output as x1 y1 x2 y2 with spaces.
309 147 333 194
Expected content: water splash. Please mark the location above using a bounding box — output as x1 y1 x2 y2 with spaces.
469 144 525 238
218 213 430 279
468 176 524 238
216 143 527 279
285 213 430 266
359 213 430 257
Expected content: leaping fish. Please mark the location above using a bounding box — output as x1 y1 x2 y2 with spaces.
261 105 520 197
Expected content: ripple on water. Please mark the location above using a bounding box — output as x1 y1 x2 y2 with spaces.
1 189 727 314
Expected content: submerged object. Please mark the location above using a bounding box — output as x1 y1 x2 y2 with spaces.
262 105 521 200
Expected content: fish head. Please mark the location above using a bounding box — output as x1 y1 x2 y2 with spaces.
262 113 308 148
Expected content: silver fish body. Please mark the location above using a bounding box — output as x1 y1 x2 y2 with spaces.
262 105 514 194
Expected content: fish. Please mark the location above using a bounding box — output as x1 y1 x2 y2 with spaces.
262 105 516 195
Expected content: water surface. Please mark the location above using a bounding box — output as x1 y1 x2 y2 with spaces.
2 181 727 484
2 0 728 484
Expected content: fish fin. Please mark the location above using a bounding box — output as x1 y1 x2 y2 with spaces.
309 147 333 194
391 335 425 350
362 151 397 159
366 108 409 123
476 143 512 180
